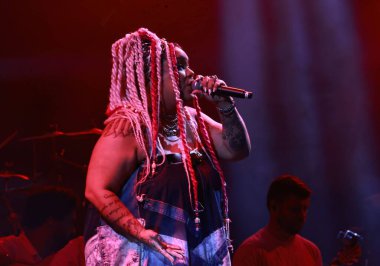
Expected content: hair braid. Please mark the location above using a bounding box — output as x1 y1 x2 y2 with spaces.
110 39 126 109
166 43 202 228
134 33 148 111
149 39 160 169
124 37 142 108
153 39 164 166
107 31 157 184
109 40 120 110
192 95 229 219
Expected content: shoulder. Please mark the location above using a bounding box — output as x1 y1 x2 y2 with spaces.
0 234 20 250
238 228 267 250
184 106 221 130
296 235 320 251
90 117 142 165
233 232 266 266
103 117 135 138
48 236 85 265
184 106 197 116
296 234 322 259
234 230 265 257
0 233 38 263
96 117 139 153
184 106 215 122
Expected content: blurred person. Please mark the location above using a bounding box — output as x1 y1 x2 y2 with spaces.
0 186 84 265
84 28 251 265
233 174 322 266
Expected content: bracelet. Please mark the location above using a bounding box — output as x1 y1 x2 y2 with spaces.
217 101 236 115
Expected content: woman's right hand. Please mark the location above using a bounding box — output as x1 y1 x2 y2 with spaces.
138 229 185 265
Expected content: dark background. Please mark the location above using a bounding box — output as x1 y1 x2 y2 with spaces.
1 1 379 265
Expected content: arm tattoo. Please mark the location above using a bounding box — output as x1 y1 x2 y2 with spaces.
121 218 144 237
220 110 249 153
103 119 135 137
101 192 144 239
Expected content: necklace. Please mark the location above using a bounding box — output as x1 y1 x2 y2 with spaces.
162 115 179 142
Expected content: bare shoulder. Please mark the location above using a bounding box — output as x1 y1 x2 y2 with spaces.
95 118 148 161
102 118 135 138
184 106 220 128
184 106 197 118
86 118 142 192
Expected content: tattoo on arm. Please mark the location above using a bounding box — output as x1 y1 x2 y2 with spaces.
100 192 144 239
121 218 144 237
103 119 135 137
220 111 248 153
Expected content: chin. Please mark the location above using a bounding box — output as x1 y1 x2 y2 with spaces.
288 229 301 235
289 225 304 235
180 92 193 103
281 223 303 235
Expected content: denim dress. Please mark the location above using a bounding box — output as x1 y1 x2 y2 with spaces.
84 152 231 266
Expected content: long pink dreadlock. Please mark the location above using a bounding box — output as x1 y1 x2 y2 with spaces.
105 28 231 236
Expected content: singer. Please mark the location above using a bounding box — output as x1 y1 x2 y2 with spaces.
84 28 251 265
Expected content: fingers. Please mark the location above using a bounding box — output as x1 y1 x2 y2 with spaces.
152 241 175 264
157 237 185 259
201 76 214 95
163 243 185 258
196 75 225 96
166 248 185 260
163 243 184 251
153 234 185 264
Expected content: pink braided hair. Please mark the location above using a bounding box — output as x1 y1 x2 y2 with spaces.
192 95 229 219
166 43 203 228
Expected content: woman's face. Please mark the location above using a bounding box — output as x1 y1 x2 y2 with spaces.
161 46 194 113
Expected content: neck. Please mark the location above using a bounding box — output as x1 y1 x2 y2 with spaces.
267 219 295 241
161 112 178 126
161 106 177 117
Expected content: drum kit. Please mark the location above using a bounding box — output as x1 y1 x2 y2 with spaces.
0 127 102 236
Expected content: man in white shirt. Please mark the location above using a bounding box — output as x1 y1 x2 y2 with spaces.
233 174 322 266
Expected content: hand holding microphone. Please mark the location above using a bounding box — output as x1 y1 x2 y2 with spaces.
191 75 253 99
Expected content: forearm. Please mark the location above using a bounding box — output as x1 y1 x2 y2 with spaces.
217 100 251 159
87 189 144 240
86 187 185 262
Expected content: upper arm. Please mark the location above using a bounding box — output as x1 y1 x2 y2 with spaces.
85 119 141 198
188 109 235 160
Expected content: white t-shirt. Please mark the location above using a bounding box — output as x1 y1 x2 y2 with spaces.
233 226 323 266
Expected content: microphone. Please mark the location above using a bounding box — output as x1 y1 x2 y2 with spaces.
191 80 253 99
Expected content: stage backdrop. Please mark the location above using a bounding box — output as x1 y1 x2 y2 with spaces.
221 1 380 265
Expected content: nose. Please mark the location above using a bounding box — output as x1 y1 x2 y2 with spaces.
186 67 194 78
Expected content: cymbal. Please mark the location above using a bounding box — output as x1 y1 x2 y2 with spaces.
64 128 102 136
19 130 65 141
18 128 102 141
0 172 30 180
